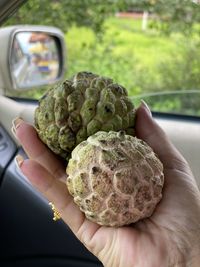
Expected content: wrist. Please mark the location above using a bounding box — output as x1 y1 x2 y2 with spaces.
170 208 200 266
186 248 200 267
175 233 200 267
163 225 200 267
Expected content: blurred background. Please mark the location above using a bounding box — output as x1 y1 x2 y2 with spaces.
4 0 200 116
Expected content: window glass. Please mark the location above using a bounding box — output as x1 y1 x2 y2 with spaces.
5 0 200 116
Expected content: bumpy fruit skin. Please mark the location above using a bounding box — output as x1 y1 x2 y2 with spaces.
66 131 164 227
34 71 136 160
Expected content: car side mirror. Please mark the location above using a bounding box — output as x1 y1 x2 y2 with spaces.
0 25 66 94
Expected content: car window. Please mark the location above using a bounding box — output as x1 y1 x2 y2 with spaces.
4 0 200 117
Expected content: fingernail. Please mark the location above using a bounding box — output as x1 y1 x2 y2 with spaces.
141 100 152 117
12 117 24 135
15 155 24 170
59 173 68 183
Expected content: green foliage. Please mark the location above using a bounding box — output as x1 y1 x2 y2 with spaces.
64 22 141 95
139 92 200 116
157 38 200 91
149 0 200 35
119 0 200 35
5 0 120 34
65 17 179 94
8 0 200 36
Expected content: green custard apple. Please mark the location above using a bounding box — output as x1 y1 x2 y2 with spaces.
35 71 136 160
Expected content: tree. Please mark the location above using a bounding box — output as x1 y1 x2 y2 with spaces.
119 0 200 35
5 0 120 34
7 0 200 36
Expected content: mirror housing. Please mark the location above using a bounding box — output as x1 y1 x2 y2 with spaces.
0 25 66 95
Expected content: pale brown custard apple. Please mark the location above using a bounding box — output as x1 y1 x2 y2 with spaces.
35 71 136 160
66 131 164 227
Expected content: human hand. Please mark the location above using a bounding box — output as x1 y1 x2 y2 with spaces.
13 102 200 267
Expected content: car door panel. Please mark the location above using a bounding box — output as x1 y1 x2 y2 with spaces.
155 113 200 188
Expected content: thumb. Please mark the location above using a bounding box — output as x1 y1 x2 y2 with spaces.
135 101 188 172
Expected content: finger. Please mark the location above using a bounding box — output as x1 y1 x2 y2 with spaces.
136 101 189 172
15 155 102 249
12 118 66 181
18 157 85 230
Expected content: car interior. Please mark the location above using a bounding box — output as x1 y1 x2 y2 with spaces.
0 1 200 267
